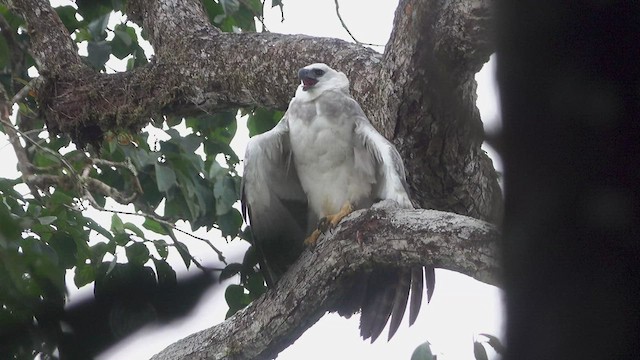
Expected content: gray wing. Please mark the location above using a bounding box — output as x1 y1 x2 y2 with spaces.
353 113 413 209
335 94 432 342
241 114 309 286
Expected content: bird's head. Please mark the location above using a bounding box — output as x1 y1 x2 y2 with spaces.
297 63 349 93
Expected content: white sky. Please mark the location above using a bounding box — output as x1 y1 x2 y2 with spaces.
0 1 504 359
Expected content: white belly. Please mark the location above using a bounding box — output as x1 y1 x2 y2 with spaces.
289 111 373 218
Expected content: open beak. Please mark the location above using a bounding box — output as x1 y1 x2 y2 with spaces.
301 77 318 91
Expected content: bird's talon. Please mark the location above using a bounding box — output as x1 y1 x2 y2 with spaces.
318 216 331 233
304 229 321 247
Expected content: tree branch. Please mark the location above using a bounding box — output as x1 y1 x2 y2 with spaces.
378 0 501 223
332 0 383 47
151 205 500 360
0 0 82 71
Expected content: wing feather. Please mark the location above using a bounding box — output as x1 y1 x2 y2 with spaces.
338 95 434 341
354 116 413 208
241 114 308 286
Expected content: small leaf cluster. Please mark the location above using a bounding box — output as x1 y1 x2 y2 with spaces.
473 333 505 360
56 0 148 71
410 334 505 360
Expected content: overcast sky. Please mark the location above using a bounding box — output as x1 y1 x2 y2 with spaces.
0 1 504 359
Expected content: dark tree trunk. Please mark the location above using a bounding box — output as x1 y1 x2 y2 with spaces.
497 1 640 359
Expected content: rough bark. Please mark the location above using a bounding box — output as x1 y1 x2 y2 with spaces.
4 0 501 221
380 0 500 223
151 205 500 360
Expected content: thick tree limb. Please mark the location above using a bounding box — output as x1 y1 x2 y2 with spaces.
379 0 501 223
1 0 82 70
151 206 500 360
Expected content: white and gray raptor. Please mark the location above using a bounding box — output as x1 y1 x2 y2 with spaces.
241 63 434 342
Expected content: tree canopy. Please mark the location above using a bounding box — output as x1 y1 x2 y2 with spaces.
0 0 502 359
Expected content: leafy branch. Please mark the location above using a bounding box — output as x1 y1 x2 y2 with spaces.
1 99 227 269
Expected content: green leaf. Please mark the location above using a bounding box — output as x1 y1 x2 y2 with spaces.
90 242 112 263
0 199 21 244
32 150 62 168
217 208 242 238
473 342 488 360
86 219 114 241
479 333 505 354
37 216 57 225
48 233 77 269
105 258 118 275
132 46 148 67
74 263 96 288
208 160 226 179
143 218 169 235
174 241 191 269
202 0 224 25
86 40 111 69
111 24 138 59
244 0 262 14
153 239 169 259
166 115 183 127
110 213 125 234
411 342 435 360
220 262 243 280
246 272 266 300
242 244 259 268
155 163 177 193
220 0 240 15
213 175 238 216
224 283 252 316
225 284 245 304
114 233 131 246
247 108 283 136
76 0 113 21
55 5 80 33
153 258 176 287
126 242 150 266
86 12 111 40
124 222 145 238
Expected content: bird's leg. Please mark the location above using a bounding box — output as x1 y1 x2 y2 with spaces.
304 202 354 247
304 202 353 246
304 229 322 246
318 202 354 233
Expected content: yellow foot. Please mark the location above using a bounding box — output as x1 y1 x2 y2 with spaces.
318 202 354 233
304 229 322 247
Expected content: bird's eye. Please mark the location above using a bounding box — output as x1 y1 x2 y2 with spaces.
313 69 325 76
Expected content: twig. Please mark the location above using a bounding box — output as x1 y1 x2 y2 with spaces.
81 190 227 266
89 158 144 195
11 77 43 104
82 188 223 273
162 222 218 273
0 115 79 179
0 13 29 55
2 88 227 271
0 84 42 198
237 0 269 32
333 0 383 47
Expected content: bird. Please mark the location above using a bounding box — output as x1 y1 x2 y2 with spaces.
241 63 434 342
